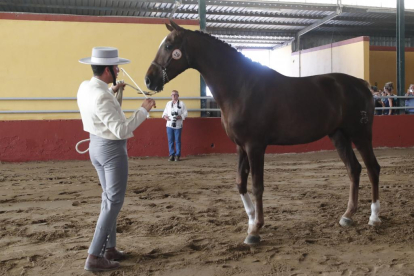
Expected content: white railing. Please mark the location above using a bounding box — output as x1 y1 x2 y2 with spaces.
374 96 414 109
0 109 221 114
2 96 414 114
0 96 221 114
0 96 213 101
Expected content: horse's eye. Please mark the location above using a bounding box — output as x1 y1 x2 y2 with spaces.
166 44 173 50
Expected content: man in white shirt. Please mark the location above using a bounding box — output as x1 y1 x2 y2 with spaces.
162 90 188 161
78 47 155 272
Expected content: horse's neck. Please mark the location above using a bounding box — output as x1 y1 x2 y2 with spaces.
188 33 246 105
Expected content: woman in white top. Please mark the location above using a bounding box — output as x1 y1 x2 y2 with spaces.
162 90 188 161
77 47 155 272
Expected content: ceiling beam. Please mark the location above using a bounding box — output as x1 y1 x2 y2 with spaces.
224 40 283 44
203 11 413 26
2 2 414 38
2 3 413 25
207 19 308 27
298 6 342 37
208 25 414 37
0 1 362 14
218 38 290 44
234 46 274 50
317 25 414 33
208 23 414 36
313 28 414 37
187 11 411 25
205 18 407 29
168 0 340 12
213 35 291 41
0 3 127 13
207 27 295 37
0 1 338 12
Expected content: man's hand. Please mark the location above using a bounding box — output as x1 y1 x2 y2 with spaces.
112 82 126 94
176 115 182 120
142 98 156 112
163 115 171 121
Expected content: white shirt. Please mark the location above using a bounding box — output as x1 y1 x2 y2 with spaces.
162 100 188 129
77 77 148 140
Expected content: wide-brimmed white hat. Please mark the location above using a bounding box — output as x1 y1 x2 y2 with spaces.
79 47 130 65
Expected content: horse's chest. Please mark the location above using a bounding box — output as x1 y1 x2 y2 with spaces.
221 116 233 137
221 116 244 143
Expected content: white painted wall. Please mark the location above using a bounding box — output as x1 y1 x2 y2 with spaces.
269 44 296 77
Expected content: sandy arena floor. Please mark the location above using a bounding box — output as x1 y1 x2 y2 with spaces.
1 148 414 276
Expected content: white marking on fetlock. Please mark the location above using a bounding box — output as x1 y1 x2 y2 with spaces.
241 193 255 228
368 200 381 226
248 224 255 235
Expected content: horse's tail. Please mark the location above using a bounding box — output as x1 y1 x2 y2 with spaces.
359 79 375 123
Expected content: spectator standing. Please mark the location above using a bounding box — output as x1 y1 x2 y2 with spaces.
405 84 414 114
382 82 397 115
162 90 188 161
371 86 383 115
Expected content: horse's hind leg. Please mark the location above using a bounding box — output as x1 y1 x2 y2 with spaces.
236 146 255 237
329 130 362 227
353 137 381 226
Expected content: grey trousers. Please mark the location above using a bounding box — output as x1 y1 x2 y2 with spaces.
88 134 128 257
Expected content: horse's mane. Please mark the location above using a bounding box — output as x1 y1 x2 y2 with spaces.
193 30 269 71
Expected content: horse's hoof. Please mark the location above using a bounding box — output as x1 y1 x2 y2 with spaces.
339 216 353 227
368 218 381 226
244 235 261 245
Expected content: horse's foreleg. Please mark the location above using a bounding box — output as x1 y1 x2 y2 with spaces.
236 146 255 234
354 138 381 226
241 194 255 233
329 130 362 227
244 145 266 244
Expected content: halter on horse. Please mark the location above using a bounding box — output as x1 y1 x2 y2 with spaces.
145 20 381 244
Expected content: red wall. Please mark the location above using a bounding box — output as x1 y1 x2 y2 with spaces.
0 116 413 162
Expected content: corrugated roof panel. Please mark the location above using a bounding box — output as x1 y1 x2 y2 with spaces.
328 20 372 26
1 1 413 49
340 11 391 19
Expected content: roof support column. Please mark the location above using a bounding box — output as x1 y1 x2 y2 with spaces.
198 0 207 116
198 0 206 32
397 0 406 113
295 0 342 77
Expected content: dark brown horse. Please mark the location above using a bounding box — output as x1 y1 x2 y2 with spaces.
145 21 381 244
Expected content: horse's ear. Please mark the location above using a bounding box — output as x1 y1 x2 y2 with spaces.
169 20 182 31
166 23 174 32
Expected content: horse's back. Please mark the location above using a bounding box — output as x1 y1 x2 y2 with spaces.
299 73 374 137
282 72 373 115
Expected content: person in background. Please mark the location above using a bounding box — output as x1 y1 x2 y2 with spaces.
162 90 188 161
77 47 156 272
405 84 414 114
371 85 383 115
382 82 397 115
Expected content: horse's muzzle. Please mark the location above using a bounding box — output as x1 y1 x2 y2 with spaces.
145 65 164 92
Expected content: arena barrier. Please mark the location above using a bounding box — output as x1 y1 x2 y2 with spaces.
0 115 413 162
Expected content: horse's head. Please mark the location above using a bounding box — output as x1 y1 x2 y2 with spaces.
145 20 190 92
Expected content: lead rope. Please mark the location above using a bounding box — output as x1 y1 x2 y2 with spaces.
76 68 150 154
120 68 148 99
75 138 90 154
121 67 156 108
